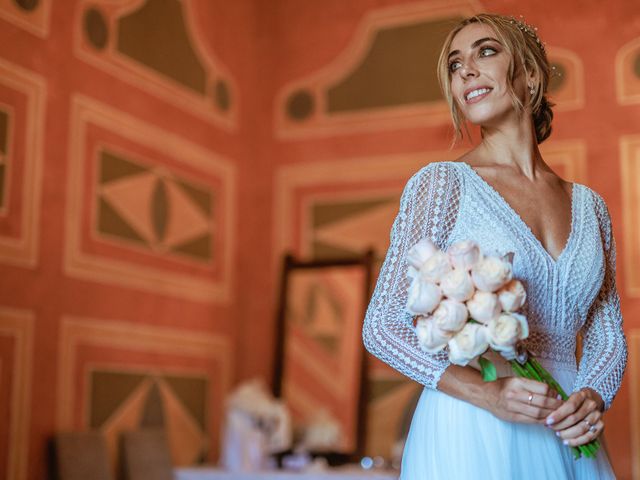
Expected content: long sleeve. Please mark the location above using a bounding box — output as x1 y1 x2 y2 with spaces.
572 195 628 410
362 162 461 390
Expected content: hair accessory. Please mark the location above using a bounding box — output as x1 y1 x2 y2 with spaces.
509 15 545 52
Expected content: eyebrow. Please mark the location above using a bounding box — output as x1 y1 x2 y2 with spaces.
447 37 501 61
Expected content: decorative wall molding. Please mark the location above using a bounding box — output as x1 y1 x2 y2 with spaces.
56 316 232 460
274 0 481 139
615 37 640 105
620 134 640 297
0 307 34 480
0 58 45 268
0 0 52 37
75 0 238 129
539 139 588 184
65 95 236 303
546 47 585 112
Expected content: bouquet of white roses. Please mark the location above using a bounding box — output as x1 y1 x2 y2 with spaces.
406 238 599 459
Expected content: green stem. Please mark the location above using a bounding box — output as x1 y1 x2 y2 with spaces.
508 354 600 459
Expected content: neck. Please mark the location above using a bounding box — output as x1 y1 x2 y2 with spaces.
475 113 543 179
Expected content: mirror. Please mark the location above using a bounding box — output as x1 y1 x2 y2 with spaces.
272 250 374 459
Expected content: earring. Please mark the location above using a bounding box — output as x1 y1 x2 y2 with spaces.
529 84 535 95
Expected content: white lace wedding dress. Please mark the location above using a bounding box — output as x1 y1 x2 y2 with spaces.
363 161 627 479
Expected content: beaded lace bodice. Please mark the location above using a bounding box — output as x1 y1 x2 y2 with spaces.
363 161 627 409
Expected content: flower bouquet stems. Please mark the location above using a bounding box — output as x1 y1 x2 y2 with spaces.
507 353 600 459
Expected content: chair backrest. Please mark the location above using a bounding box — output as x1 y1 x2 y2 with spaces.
54 431 114 480
121 429 174 480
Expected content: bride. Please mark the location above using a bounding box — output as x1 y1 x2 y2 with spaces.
363 13 627 479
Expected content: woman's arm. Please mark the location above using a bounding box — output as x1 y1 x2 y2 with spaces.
362 163 454 389
438 365 562 423
546 193 627 446
363 161 560 422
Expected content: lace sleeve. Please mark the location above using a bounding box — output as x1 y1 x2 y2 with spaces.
362 162 461 390
572 194 628 410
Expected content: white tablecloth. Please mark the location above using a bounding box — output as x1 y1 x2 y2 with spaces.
175 467 398 480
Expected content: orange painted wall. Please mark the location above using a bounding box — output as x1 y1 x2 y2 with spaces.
1 0 640 479
0 0 262 478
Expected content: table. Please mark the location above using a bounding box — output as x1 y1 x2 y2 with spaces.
175 466 398 480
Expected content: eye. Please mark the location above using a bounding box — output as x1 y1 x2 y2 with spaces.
479 46 497 57
449 60 462 73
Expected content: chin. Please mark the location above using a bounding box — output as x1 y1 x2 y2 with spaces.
461 103 515 129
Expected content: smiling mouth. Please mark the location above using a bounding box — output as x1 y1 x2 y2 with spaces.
465 88 492 103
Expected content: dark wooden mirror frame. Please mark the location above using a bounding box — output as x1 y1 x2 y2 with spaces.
272 249 375 462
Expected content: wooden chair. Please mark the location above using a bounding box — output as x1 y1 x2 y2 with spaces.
53 431 113 480
120 429 174 480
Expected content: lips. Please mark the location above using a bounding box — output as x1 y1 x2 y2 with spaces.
464 87 493 104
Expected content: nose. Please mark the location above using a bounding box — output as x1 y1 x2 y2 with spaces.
460 60 478 79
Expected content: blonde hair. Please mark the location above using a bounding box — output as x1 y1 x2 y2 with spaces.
437 13 554 144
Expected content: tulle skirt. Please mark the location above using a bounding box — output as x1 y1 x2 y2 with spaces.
400 360 616 479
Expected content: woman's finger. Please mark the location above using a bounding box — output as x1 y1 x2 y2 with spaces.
561 419 604 447
556 411 601 441
522 391 562 410
545 391 587 426
515 377 554 396
551 396 598 431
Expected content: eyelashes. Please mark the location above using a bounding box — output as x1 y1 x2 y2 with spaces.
449 46 499 73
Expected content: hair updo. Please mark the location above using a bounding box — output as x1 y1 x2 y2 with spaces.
437 13 554 144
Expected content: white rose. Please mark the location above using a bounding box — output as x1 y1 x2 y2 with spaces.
440 268 475 302
471 255 513 292
406 278 442 315
420 250 452 283
407 238 438 269
433 299 468 332
448 323 489 366
467 290 501 324
497 279 527 312
487 312 529 353
415 316 452 353
447 240 480 271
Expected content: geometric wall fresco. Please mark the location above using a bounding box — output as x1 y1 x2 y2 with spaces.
0 58 45 268
76 0 236 129
276 1 476 138
283 266 367 452
89 369 209 468
65 95 235 302
276 2 587 139
616 37 640 105
0 0 52 37
57 316 231 464
365 378 421 458
97 149 214 264
310 196 399 260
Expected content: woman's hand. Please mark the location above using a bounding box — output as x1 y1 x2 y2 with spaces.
483 376 562 424
546 388 604 447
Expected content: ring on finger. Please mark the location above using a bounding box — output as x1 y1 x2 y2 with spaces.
528 393 534 405
588 424 597 434
584 419 593 428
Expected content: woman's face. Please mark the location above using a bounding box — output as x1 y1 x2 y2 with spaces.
447 22 528 128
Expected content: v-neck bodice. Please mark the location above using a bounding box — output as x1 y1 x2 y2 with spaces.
448 161 598 349
460 162 577 265
363 161 627 410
